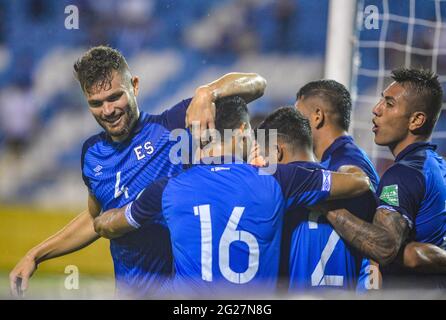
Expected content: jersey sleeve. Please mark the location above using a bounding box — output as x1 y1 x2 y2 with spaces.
124 177 170 228
152 98 192 131
377 164 425 229
80 134 102 194
273 164 331 210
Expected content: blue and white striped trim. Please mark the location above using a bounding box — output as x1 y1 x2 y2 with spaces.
124 202 141 229
321 170 332 192
377 205 413 229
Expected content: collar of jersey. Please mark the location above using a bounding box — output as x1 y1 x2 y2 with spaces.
287 160 323 170
395 141 437 162
198 155 246 165
321 135 354 163
104 111 148 146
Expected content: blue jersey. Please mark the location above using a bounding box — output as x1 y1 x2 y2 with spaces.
284 136 379 292
377 142 446 289
81 99 191 297
125 158 332 297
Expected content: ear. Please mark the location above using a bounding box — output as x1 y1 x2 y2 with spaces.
277 143 284 163
409 111 427 132
131 76 139 97
314 107 325 130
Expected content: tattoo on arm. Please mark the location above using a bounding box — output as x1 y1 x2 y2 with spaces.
326 208 410 266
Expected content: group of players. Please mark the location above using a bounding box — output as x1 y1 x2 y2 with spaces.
9 46 446 298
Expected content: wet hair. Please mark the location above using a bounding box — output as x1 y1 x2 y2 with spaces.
391 68 443 136
257 106 312 155
296 79 352 131
214 96 249 134
74 45 131 94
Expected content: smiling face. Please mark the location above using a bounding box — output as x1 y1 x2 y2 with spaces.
372 82 412 151
86 71 140 142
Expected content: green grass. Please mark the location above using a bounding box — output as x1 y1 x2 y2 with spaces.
0 271 115 300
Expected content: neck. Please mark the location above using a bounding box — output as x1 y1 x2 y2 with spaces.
202 143 238 160
389 135 427 158
285 149 316 163
313 126 348 161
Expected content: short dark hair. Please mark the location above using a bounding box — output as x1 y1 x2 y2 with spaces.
391 68 443 136
74 45 130 94
296 80 352 131
257 106 313 154
214 96 249 134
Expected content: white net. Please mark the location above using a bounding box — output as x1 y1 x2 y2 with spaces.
351 0 446 174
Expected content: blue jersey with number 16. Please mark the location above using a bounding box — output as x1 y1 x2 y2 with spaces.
125 159 333 297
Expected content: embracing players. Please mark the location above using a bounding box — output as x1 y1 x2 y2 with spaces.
9 45 267 298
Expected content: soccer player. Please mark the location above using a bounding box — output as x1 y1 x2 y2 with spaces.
93 96 372 297
320 69 446 288
9 46 267 298
293 80 380 290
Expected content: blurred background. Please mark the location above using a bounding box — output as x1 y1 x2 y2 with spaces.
0 0 445 298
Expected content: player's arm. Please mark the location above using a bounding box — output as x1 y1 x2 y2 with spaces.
402 242 446 273
328 170 371 200
9 193 101 297
186 73 267 129
323 207 410 266
94 177 167 240
94 206 134 239
275 165 371 210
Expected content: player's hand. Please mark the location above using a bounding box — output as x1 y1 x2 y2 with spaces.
186 86 217 144
9 254 37 298
249 140 267 167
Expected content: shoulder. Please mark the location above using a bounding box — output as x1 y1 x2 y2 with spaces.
81 132 106 166
82 132 105 154
379 163 425 196
145 98 192 130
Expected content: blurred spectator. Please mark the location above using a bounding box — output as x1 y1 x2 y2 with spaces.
0 79 38 158
27 0 53 22
274 0 297 53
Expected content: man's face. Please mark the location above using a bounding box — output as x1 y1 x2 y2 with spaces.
372 82 412 148
86 71 139 141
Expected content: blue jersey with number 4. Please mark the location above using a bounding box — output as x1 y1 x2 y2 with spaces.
81 99 191 297
125 159 332 296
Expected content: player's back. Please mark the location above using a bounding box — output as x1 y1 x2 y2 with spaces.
284 136 379 292
282 161 359 291
153 157 331 297
162 160 287 296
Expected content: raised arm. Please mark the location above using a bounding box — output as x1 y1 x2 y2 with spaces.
9 193 101 297
403 242 446 273
186 72 267 130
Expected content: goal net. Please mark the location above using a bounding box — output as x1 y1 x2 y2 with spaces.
350 0 446 174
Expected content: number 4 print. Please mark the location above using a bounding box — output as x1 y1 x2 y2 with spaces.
114 171 129 199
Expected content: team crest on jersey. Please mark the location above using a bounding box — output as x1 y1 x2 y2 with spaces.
380 184 399 206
